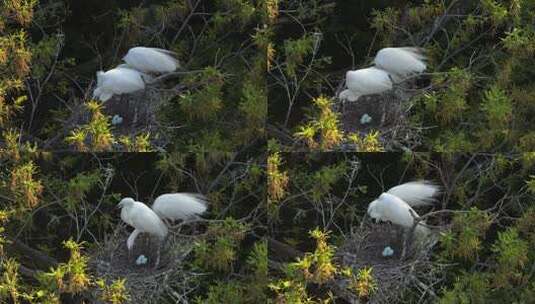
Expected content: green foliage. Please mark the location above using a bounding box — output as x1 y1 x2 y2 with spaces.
96 278 129 304
194 218 248 272
294 96 344 150
195 240 268 303
270 228 339 303
440 208 492 262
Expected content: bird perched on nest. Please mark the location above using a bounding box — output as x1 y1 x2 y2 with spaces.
92 66 146 102
339 47 426 102
339 67 393 102
93 46 179 101
367 181 440 237
117 197 168 267
152 193 208 225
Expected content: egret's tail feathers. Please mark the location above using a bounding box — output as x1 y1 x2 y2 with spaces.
387 181 441 207
399 47 427 61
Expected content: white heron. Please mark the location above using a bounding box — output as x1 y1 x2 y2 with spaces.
152 193 207 225
122 47 180 74
117 197 168 267
92 66 145 102
367 181 440 257
373 47 426 83
339 67 393 102
367 192 430 236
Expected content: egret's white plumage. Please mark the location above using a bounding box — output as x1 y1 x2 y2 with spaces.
367 193 429 236
123 47 180 74
386 181 440 207
118 197 168 250
339 67 393 102
93 67 145 101
373 47 426 83
152 193 207 222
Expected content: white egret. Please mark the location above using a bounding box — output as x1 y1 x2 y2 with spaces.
117 197 168 267
152 193 207 224
93 66 145 102
373 47 426 83
367 192 429 236
367 181 440 257
339 67 393 102
122 47 180 74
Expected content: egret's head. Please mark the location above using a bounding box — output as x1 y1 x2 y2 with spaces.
367 200 381 222
117 197 135 209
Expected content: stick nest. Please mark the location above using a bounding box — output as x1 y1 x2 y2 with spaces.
88 225 200 304
333 80 427 151
330 222 440 303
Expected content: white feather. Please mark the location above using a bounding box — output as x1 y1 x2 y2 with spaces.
123 47 180 74
342 67 393 102
367 193 428 236
92 67 145 101
118 198 168 250
386 181 441 207
373 47 427 82
152 193 207 222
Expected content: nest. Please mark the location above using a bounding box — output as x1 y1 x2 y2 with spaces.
330 222 439 304
333 80 426 151
62 81 186 150
88 224 200 304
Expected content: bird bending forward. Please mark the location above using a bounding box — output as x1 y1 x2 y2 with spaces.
339 67 393 102
93 66 145 102
367 193 429 236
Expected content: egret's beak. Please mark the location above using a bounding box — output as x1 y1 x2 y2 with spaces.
116 202 123 209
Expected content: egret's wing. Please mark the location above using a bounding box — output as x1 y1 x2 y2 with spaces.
374 47 426 80
398 47 426 61
104 69 145 94
377 193 418 228
152 47 178 56
152 193 207 221
130 202 168 238
387 181 440 207
124 47 179 73
347 67 392 95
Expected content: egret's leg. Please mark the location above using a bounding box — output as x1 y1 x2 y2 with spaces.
154 239 163 270
127 229 141 264
401 229 409 260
